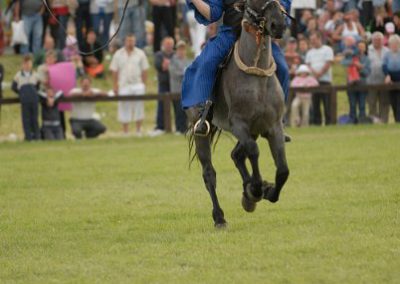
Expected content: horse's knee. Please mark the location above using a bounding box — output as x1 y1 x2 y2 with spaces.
231 145 246 164
244 139 259 159
277 166 289 185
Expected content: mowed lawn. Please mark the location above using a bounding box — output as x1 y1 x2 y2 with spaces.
0 125 399 283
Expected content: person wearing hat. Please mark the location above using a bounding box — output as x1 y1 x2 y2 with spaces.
169 40 192 134
290 64 319 127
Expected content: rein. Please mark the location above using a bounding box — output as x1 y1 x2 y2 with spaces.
41 0 130 56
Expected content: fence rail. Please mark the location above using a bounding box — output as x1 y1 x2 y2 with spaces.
1 83 400 132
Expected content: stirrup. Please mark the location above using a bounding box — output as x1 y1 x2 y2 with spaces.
193 119 211 137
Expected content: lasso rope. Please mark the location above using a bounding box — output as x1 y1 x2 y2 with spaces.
42 0 131 56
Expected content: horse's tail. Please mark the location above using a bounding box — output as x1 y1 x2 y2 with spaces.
187 126 222 169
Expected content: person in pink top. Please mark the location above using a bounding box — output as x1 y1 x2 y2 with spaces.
290 64 319 127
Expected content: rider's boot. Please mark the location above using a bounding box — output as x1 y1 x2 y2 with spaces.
193 100 213 137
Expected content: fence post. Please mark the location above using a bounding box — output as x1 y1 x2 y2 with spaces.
330 87 337 124
163 94 172 133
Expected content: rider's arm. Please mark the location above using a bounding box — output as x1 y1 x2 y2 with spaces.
186 0 224 25
190 0 211 21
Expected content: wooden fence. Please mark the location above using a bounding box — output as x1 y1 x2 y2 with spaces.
1 83 400 132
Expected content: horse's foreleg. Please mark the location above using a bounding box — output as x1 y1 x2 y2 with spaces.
195 136 226 227
264 125 289 203
231 142 251 186
231 118 263 212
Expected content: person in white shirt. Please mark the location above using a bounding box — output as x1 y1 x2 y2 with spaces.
110 34 149 135
305 31 334 125
69 76 107 139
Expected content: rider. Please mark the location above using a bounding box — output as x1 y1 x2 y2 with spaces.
182 0 292 136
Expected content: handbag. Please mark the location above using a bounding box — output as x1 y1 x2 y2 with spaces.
11 21 28 46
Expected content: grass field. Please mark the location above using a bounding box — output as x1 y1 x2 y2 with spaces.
0 125 399 283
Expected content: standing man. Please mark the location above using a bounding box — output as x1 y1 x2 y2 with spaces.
150 37 175 136
367 32 390 123
149 0 176 52
306 32 334 126
169 40 191 134
110 34 149 136
14 0 44 54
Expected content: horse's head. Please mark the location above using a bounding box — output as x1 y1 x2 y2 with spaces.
243 0 286 39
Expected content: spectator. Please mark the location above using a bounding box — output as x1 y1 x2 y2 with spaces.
290 64 319 127
186 7 207 56
333 10 365 47
284 37 301 79
383 34 400 122
342 38 371 123
69 76 107 139
168 40 190 134
110 34 149 135
298 38 309 63
49 0 70 50
394 12 400 35
150 36 175 136
90 0 114 45
75 0 92 48
37 50 57 91
368 31 390 122
81 30 104 78
117 0 146 48
150 0 176 52
13 0 44 54
11 55 40 141
33 35 64 67
383 22 396 45
38 89 64 140
62 36 79 61
305 32 334 125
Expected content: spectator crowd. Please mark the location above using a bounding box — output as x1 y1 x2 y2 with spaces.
0 0 399 141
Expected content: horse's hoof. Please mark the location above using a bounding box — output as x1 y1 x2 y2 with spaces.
245 183 262 202
215 221 228 229
241 193 256 212
262 182 279 203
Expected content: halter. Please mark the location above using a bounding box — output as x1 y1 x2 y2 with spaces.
233 0 287 77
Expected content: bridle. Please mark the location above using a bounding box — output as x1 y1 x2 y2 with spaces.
233 0 293 77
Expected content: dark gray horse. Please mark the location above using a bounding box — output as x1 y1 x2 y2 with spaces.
187 0 290 227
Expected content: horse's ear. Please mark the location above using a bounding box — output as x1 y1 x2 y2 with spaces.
234 2 245 13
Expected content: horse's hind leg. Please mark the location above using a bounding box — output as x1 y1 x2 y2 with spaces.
230 118 263 211
263 125 289 203
195 136 227 227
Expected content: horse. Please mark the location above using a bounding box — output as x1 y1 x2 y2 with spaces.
186 0 290 227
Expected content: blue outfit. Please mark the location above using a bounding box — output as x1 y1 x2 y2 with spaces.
182 0 291 108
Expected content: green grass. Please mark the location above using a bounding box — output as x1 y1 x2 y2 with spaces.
0 125 399 283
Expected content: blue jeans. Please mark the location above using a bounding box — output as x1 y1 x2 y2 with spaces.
21 13 43 54
91 8 113 45
118 5 146 48
272 41 290 102
348 90 367 123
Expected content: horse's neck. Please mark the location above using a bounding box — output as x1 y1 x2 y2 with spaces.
238 30 271 70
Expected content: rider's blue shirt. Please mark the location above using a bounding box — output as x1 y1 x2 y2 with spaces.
181 0 292 108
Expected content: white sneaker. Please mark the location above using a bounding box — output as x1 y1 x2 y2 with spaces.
135 131 143 138
148 129 165 137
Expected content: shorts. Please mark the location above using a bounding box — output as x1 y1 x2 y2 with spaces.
118 83 146 123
